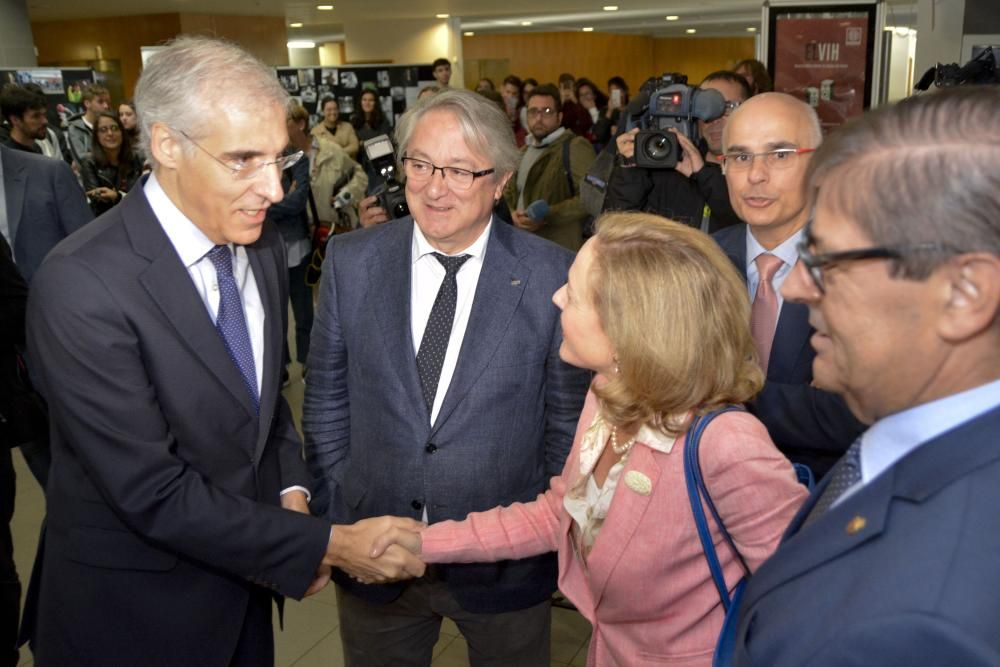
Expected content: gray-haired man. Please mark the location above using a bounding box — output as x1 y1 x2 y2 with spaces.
22 36 422 666
303 88 590 666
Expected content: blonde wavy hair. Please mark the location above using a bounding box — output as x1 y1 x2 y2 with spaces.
588 212 763 435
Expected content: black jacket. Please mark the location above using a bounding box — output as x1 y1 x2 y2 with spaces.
605 160 740 233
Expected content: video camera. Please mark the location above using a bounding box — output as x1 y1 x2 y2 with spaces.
622 73 726 169
914 46 1000 90
363 134 410 220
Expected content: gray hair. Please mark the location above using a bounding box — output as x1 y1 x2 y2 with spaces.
394 88 520 179
807 86 1000 279
134 36 289 166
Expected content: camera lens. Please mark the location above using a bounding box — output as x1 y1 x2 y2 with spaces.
644 133 674 161
393 201 410 218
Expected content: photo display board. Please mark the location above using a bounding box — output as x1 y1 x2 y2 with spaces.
766 3 880 130
276 63 436 130
1 68 97 129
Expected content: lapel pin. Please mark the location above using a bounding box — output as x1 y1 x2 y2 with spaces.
624 471 652 496
510 279 522 286
846 515 867 535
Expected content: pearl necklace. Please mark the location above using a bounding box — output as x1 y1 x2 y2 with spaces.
610 425 637 455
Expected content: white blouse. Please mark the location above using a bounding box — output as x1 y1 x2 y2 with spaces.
563 411 679 556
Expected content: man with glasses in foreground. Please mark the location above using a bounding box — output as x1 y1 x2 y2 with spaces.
506 83 596 251
21 36 424 666
731 85 1000 667
303 88 589 666
712 92 864 481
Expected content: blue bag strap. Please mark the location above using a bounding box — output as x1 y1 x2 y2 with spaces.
683 405 749 612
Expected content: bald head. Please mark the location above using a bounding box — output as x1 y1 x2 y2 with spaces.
723 92 821 150
722 92 823 248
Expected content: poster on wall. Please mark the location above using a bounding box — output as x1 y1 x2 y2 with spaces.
1 67 96 129
276 63 435 131
765 2 881 131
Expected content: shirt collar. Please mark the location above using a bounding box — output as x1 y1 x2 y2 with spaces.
746 226 803 270
144 171 217 268
528 126 565 148
861 377 1000 484
411 216 492 265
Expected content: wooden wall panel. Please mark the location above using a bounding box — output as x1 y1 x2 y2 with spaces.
652 37 756 85
32 13 288 99
462 32 655 93
32 14 181 99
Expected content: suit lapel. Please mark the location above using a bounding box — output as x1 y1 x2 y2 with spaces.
744 406 1000 611
768 299 811 380
586 444 662 604
369 220 427 424
430 222 528 435
247 244 279 459
126 188 259 421
3 151 26 246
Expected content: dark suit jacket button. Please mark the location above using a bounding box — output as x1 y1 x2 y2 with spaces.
425 443 437 453
411 500 424 510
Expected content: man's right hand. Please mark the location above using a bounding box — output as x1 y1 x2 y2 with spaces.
358 195 389 227
616 128 639 159
325 516 426 584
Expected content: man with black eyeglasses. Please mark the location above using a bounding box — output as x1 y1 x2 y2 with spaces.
303 87 589 666
605 70 748 233
505 83 595 251
712 92 863 480
731 85 1000 667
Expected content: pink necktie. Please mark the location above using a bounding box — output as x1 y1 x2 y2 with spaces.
751 253 784 373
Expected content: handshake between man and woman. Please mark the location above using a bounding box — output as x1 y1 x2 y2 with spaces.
307 516 430 595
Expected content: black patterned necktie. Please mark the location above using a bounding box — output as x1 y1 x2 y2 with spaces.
801 438 863 528
207 245 259 413
416 253 471 411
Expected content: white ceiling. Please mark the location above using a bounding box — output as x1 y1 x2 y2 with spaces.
27 0 919 43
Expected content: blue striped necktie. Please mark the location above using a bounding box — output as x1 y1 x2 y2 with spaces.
207 245 259 413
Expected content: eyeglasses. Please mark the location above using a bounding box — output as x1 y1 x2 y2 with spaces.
178 130 304 181
97 125 122 134
795 237 950 293
718 147 816 171
526 107 558 119
400 157 495 191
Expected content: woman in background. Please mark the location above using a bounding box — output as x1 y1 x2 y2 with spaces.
79 111 143 216
311 96 360 159
377 213 807 666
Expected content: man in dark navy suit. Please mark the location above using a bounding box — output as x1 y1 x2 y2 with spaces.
713 92 863 479
732 86 1000 667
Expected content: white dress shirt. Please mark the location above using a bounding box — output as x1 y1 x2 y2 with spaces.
144 173 264 394
746 227 803 313
144 174 306 500
410 219 491 426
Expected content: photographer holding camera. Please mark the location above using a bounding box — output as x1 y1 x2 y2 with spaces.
605 71 750 233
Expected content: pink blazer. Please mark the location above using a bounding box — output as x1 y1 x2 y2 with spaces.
421 391 808 666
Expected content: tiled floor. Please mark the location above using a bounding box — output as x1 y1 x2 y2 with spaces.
10 360 592 666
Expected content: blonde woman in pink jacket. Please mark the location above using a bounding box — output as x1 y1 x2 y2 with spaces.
374 212 808 666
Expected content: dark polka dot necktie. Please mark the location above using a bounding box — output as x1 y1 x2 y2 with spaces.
207 245 259 413
416 253 471 412
801 438 863 528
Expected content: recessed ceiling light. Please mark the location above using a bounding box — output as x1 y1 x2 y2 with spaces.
287 40 316 48
464 31 475 36
603 5 619 9
436 13 449 18
582 26 594 32
521 21 532 25
665 15 679 21
685 28 697 34
289 22 303 28
747 26 757 32
316 4 333 9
